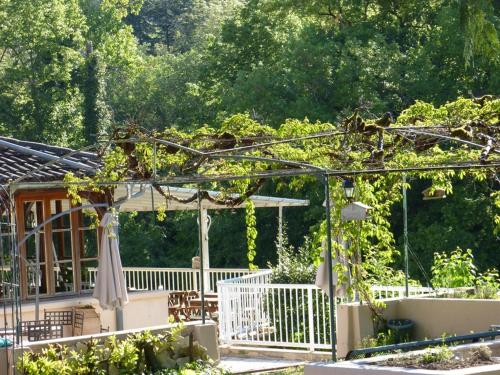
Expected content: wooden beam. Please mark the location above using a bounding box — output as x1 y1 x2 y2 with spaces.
43 199 54 294
70 204 82 293
14 195 27 299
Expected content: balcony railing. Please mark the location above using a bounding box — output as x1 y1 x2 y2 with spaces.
87 267 256 293
217 270 438 351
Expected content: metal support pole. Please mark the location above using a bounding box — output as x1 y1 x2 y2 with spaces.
196 188 206 324
323 174 337 361
200 208 210 292
34 233 40 321
278 205 283 249
403 174 409 297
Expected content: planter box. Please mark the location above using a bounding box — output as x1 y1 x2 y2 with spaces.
306 341 500 375
337 297 500 358
74 306 101 335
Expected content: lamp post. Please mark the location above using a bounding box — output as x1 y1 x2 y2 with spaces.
322 177 371 361
340 179 372 304
323 175 336 362
343 179 355 201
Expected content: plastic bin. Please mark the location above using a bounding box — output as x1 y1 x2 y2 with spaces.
387 319 414 343
0 338 13 375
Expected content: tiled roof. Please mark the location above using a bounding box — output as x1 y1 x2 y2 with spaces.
0 137 100 184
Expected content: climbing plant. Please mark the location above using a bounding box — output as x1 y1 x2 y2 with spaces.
64 97 499 298
245 199 258 270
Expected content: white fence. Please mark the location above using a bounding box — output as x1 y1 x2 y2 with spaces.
218 270 332 350
371 285 436 299
86 267 254 292
217 270 437 351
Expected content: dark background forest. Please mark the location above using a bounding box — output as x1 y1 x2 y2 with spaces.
0 0 498 282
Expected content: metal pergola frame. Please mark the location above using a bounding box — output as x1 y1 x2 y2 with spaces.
0 126 498 366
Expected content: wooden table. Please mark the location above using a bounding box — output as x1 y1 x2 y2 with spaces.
191 297 218 306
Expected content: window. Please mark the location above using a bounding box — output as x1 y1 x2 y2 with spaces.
24 201 47 296
15 191 100 298
51 200 74 294
79 210 98 291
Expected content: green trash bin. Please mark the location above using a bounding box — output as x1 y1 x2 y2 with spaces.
387 319 414 343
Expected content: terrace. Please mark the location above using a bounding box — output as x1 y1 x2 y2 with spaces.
0 124 498 375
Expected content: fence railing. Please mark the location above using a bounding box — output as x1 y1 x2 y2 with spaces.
218 270 332 351
217 272 439 351
86 267 255 292
370 285 436 299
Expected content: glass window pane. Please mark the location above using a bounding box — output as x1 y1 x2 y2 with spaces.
52 231 73 260
80 210 97 229
81 259 98 291
22 200 48 297
24 201 44 231
26 233 45 262
27 265 47 295
51 200 71 230
54 261 73 293
80 230 98 259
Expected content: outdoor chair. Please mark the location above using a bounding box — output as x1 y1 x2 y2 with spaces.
168 291 186 322
44 310 74 327
20 320 63 342
100 325 109 333
73 312 84 336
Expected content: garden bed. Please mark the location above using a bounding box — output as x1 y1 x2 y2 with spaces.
377 345 497 370
305 341 500 375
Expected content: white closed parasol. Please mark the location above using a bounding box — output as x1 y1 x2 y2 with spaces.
93 212 128 310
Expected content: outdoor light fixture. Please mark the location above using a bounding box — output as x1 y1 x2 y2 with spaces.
343 179 355 200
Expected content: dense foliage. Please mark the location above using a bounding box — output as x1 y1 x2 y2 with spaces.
0 0 499 286
17 327 228 375
430 247 500 298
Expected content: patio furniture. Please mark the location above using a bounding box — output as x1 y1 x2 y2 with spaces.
73 312 84 336
100 325 109 333
21 320 63 342
168 291 186 322
184 290 199 302
44 310 74 327
184 299 218 321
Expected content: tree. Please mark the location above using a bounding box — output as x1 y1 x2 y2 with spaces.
126 0 242 53
0 0 87 146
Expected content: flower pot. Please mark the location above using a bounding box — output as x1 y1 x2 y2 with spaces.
74 306 101 335
387 319 414 343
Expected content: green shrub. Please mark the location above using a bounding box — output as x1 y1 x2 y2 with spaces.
17 327 226 375
268 232 316 285
361 330 398 349
475 269 500 299
420 346 453 364
431 247 500 299
431 248 476 288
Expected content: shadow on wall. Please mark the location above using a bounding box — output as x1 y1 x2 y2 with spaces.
337 297 500 358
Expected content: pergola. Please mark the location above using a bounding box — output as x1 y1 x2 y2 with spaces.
1 105 498 360
0 137 309 302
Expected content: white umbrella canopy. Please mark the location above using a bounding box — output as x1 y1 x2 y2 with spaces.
93 212 129 310
315 238 349 297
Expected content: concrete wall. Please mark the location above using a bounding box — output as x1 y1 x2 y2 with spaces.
397 298 500 340
337 297 500 358
0 290 169 333
1 321 219 375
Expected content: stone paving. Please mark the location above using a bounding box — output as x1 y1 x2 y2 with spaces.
219 356 304 374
